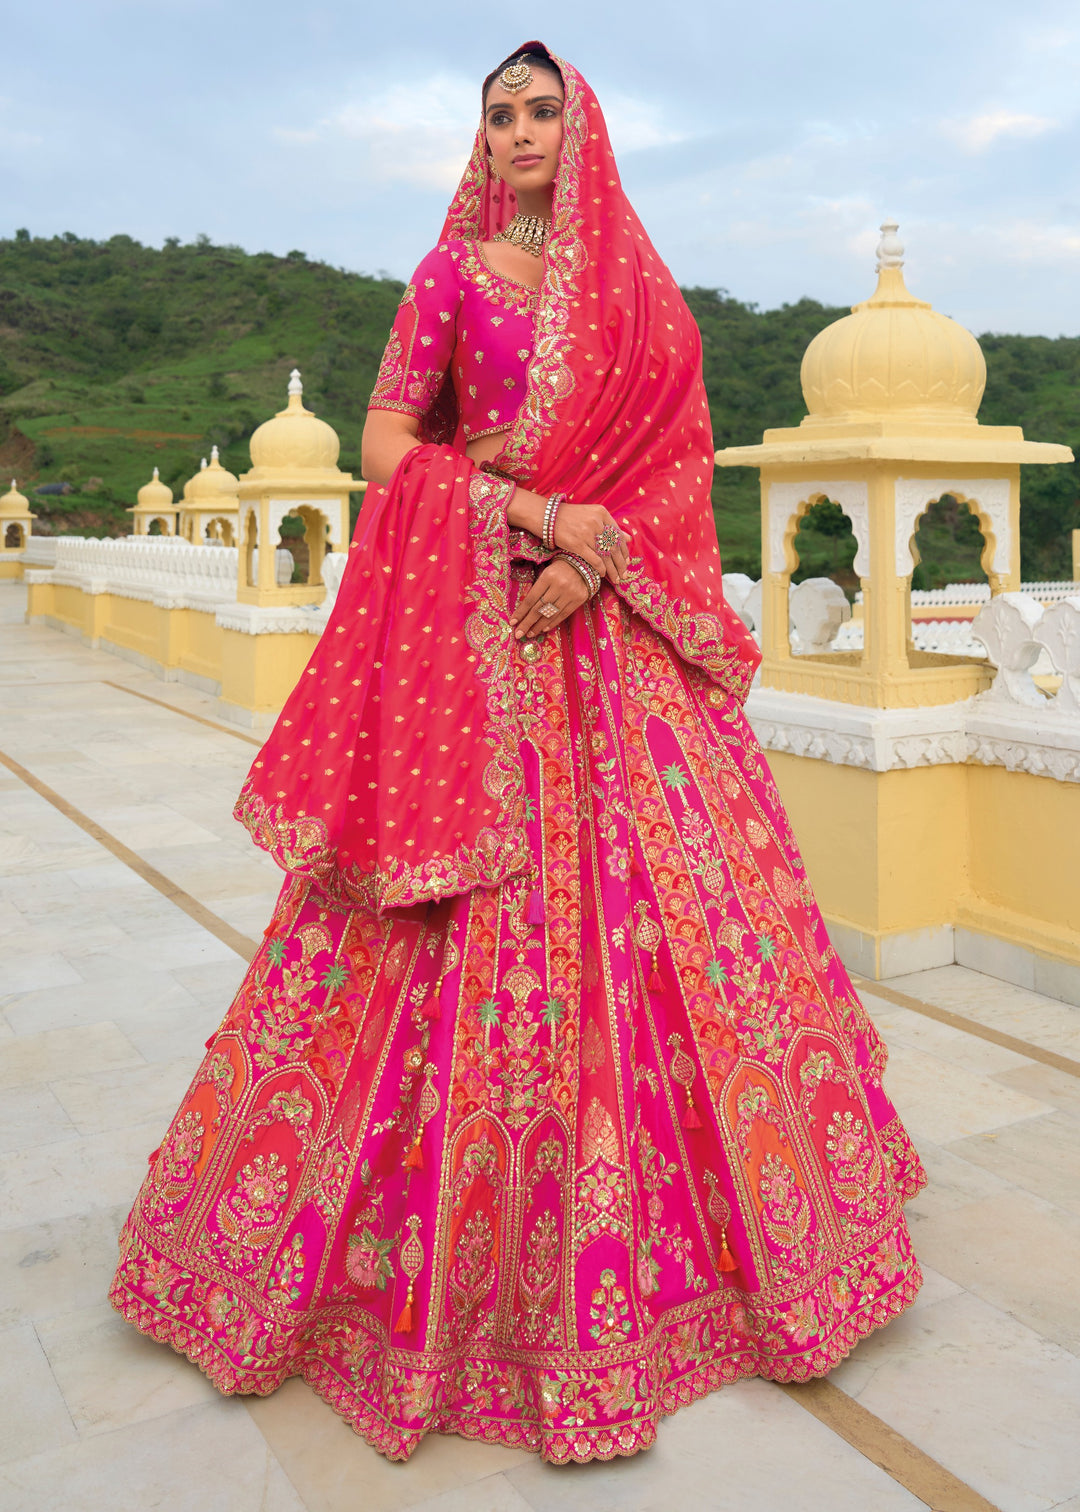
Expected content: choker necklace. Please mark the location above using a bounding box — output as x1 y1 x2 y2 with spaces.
492 213 551 258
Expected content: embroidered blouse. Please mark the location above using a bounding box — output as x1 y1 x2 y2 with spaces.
368 240 538 443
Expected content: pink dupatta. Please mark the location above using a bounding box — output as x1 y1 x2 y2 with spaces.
234 43 760 913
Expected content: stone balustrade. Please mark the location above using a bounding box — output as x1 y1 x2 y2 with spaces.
31 534 294 609
732 576 1080 782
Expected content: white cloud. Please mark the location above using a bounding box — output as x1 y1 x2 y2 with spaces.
942 109 1056 153
599 92 686 154
274 73 480 191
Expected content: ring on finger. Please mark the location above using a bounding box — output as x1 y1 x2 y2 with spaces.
595 525 620 556
538 601 560 619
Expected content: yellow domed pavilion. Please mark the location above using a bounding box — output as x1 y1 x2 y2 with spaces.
717 218 1072 709
237 369 361 607
247 372 342 477
129 467 177 536
0 479 36 577
178 447 240 545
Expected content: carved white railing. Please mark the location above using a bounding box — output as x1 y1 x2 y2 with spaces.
33 535 294 606
21 537 59 568
729 573 1080 780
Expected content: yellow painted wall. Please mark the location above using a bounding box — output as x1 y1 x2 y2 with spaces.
25 581 315 724
767 754 969 934
767 748 1080 970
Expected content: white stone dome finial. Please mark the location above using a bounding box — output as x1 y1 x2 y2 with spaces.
211 445 220 463
200 457 207 470
288 369 303 397
875 218 904 273
152 467 159 481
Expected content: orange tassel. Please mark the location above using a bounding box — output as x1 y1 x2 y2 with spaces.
718 1231 738 1273
394 1297 413 1334
404 1137 423 1170
204 1033 217 1050
647 966 664 992
147 1146 160 1166
681 1097 703 1130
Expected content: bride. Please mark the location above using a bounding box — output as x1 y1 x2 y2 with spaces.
111 42 925 1464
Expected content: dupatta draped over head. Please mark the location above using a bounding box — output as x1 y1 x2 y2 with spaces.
234 42 760 912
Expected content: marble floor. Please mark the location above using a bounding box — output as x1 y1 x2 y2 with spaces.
2 581 1079 1512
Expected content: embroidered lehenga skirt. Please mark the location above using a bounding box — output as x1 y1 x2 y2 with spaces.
110 586 925 1464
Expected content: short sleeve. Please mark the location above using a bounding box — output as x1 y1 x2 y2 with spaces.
368 244 460 417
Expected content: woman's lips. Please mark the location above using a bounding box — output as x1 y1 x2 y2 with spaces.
513 154 543 167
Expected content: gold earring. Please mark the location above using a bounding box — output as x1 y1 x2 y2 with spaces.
487 152 501 183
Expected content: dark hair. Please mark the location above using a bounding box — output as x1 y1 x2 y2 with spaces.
482 47 563 103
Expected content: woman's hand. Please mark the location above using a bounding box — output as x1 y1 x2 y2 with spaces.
511 559 591 640
552 503 631 583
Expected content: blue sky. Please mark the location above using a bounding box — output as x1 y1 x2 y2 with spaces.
4 0 1079 335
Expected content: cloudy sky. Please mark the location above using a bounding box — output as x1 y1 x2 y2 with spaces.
4 0 1079 335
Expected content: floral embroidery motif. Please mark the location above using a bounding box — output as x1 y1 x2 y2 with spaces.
213 1152 290 1270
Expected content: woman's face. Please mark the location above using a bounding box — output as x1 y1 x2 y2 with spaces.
484 67 564 195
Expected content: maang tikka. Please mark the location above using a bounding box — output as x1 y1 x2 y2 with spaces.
497 58 533 93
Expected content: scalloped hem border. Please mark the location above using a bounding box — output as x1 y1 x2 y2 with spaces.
109 1260 922 1466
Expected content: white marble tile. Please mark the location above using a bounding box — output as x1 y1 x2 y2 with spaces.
828 1287 1080 1512
85 802 225 851
913 1186 1080 1356
404 1476 535 1512
37 1300 221 1435
506 1378 923 1512
65 859 146 891
862 992 1033 1076
245 1375 535 1512
0 1021 144 1090
948 1110 1080 1219
0 1083 77 1153
2 970 197 1037
0 1400 305 1512
0 1321 77 1465
994 1062 1080 1119
0 1118 159 1230
902 1140 1013 1223
0 1206 128 1329
1 953 84 997
885 965 1080 1060
50 1058 195 1137
878 1040 1053 1145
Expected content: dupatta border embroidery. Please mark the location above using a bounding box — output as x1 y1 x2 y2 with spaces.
233 471 531 912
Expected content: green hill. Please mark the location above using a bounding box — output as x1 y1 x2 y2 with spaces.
1 230 1077 583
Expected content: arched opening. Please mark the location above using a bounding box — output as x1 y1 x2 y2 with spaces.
792 499 860 596
905 493 991 663
910 494 988 591
785 496 860 659
4 522 24 550
205 516 235 547
148 517 164 536
278 507 329 586
244 509 258 588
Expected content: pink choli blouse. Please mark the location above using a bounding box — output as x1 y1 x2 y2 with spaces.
368 240 538 443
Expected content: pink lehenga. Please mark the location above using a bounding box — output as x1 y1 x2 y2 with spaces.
110 43 925 1464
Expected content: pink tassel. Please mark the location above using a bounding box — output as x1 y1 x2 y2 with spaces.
647 967 664 992
420 994 441 1022
147 1147 160 1166
681 1098 703 1130
526 887 545 926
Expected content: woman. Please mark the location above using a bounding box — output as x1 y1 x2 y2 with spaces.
111 44 925 1464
